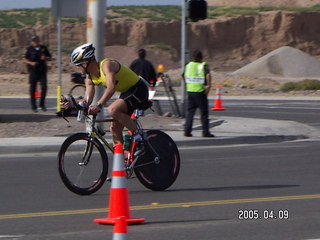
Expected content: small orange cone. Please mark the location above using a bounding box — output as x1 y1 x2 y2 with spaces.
35 90 40 98
112 216 128 240
211 84 225 111
94 143 145 225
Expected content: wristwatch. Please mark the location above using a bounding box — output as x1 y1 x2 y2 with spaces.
96 102 103 109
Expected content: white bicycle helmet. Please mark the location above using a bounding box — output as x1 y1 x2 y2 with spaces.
71 43 95 64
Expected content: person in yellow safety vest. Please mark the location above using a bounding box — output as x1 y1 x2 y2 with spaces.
183 50 214 138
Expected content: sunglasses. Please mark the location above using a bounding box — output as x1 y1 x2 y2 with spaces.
76 60 90 67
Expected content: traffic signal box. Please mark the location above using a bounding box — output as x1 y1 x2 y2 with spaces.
188 0 207 22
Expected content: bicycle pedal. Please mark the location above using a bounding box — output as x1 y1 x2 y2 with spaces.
134 145 145 157
106 177 112 182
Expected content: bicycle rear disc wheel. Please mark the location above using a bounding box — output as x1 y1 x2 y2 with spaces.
58 133 108 195
134 130 180 191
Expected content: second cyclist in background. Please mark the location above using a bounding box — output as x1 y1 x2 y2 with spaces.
66 43 150 144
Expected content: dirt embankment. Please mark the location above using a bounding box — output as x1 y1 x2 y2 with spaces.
1 11 320 98
1 11 320 74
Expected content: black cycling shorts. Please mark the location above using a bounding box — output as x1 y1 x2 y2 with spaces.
120 79 149 115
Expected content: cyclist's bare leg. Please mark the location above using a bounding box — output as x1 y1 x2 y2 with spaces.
108 99 138 143
110 121 125 144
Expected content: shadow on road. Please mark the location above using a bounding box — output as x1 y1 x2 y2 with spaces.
0 113 56 123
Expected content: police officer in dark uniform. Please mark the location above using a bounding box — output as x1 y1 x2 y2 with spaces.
22 36 51 112
183 50 214 137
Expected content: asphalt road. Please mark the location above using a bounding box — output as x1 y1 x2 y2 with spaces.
1 97 319 239
212 99 320 129
0 140 320 240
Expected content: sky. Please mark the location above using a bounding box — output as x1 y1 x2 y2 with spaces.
0 0 181 10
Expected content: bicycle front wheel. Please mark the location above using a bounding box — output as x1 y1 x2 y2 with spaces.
58 133 108 195
134 130 180 191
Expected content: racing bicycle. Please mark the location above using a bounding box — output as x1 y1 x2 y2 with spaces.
58 96 180 195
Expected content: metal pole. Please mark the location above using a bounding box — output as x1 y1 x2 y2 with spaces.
87 0 105 124
87 0 105 62
56 2 62 113
181 0 189 118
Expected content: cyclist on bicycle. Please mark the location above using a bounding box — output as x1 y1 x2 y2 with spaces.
65 43 149 144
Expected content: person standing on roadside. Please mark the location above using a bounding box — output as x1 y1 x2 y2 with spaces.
130 48 157 87
22 36 52 112
183 50 214 138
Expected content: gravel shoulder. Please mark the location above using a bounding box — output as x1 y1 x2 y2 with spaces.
1 70 320 139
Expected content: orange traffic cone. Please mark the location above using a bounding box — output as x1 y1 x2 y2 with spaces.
211 84 225 111
35 90 40 98
94 143 145 225
112 216 128 240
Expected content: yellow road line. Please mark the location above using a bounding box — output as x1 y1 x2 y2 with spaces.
1 194 319 220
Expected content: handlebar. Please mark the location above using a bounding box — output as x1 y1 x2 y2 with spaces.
69 95 87 112
61 94 115 123
60 94 88 123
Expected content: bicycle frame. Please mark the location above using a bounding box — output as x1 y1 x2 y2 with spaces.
58 96 180 195
125 112 162 172
80 109 147 171
82 114 114 153
59 96 180 194
67 89 160 175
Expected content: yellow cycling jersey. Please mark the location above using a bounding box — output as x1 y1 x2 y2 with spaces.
90 58 139 93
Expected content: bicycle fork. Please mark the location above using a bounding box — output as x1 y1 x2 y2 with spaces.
79 139 94 166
